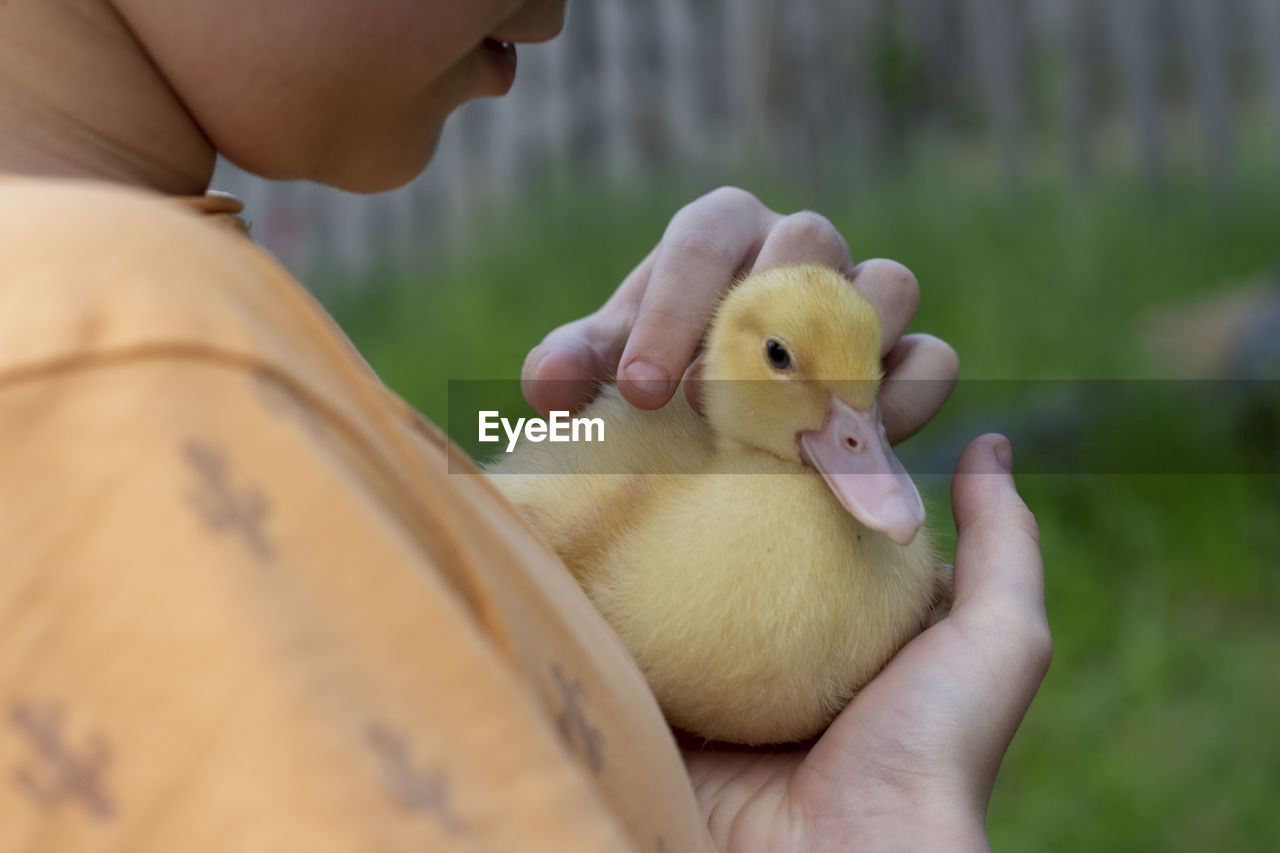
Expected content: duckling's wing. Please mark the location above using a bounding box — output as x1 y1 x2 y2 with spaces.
485 384 713 577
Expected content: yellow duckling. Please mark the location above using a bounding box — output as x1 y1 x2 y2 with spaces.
489 264 948 744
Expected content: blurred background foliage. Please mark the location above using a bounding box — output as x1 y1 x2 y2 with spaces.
226 1 1280 848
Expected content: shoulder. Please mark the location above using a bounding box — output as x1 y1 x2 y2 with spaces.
0 176 410 481
0 175 244 265
0 174 264 327
0 176 336 379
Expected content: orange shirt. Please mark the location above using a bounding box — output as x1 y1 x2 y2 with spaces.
0 177 711 852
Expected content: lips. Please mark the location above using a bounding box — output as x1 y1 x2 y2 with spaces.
480 38 518 95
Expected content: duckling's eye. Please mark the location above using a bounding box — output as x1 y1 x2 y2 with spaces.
765 339 792 370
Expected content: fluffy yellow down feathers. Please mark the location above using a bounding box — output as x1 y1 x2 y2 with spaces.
488 264 949 744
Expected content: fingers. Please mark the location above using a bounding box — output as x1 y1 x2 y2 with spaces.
520 336 604 416
879 334 959 444
850 259 921 357
521 312 631 415
949 434 1052 676
619 203 863 409
520 246 659 415
617 187 775 408
522 190 938 424
752 210 854 274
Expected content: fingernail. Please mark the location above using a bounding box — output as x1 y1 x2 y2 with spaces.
994 439 1013 472
622 360 672 398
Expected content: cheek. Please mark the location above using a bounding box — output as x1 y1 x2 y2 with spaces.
330 68 473 192
340 50 491 189
129 0 501 188
215 47 476 189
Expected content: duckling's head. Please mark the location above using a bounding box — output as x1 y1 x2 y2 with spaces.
701 264 925 545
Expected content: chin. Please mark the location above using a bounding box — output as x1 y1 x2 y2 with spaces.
321 129 445 194
224 120 446 196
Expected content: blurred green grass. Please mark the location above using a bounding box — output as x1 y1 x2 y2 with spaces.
320 140 1280 850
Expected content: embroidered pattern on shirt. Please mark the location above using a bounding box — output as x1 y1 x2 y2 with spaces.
182 438 273 560
8 699 115 822
551 663 604 774
365 721 464 834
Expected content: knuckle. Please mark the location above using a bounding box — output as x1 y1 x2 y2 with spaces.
891 263 922 313
895 334 960 382
665 187 766 269
585 309 630 350
773 210 843 251
1009 503 1042 548
922 335 961 380
701 185 758 210
636 300 705 336
986 606 1053 673
866 258 921 315
1022 618 1055 673
662 226 738 268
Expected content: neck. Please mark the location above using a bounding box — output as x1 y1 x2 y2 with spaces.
0 0 215 195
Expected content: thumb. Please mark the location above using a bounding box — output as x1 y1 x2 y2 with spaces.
950 434 1047 625
946 434 1052 789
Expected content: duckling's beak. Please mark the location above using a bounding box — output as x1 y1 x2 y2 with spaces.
798 395 926 546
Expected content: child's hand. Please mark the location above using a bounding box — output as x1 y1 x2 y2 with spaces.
682 434 1051 852
520 187 958 443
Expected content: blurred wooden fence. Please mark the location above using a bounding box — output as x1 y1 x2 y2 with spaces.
211 0 1280 284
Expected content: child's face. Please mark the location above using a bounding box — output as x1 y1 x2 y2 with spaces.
112 0 566 192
